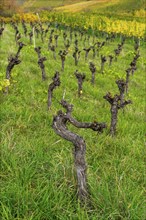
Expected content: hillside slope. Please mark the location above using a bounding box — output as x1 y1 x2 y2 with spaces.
55 0 112 12
21 0 85 11
20 0 145 18
55 0 145 14
92 0 145 14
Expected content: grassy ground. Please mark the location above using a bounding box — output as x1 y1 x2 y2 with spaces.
0 23 145 219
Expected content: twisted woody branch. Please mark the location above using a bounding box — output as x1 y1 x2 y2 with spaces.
52 100 106 202
38 57 47 80
35 46 41 59
6 56 21 81
5 42 25 93
83 47 91 61
100 55 107 73
104 90 131 136
74 70 86 97
48 72 60 109
89 62 96 85
59 50 68 71
116 79 126 105
73 47 81 66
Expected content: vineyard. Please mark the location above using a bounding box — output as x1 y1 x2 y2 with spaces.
0 3 145 220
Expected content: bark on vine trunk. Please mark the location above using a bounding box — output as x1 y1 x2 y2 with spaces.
125 68 131 93
109 55 114 66
48 72 60 109
35 46 41 59
59 50 68 72
89 62 96 85
73 47 81 66
38 57 47 80
116 79 126 105
109 95 119 136
104 92 131 136
52 100 106 202
53 114 88 202
101 55 107 73
74 70 86 97
83 47 91 62
5 41 25 93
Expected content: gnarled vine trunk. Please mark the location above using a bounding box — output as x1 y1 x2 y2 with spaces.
52 100 106 202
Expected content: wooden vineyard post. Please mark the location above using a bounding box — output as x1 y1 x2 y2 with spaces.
33 26 36 48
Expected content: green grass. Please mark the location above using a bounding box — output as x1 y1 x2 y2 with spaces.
21 0 86 11
0 23 145 219
91 0 145 13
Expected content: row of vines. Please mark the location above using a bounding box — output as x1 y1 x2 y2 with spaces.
0 16 144 204
1 11 146 39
